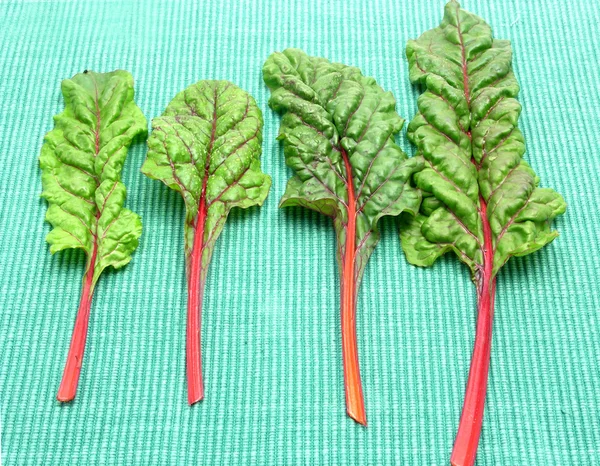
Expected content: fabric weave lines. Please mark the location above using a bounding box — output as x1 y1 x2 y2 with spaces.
0 0 599 464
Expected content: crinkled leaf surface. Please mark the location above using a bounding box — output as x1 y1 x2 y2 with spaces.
401 1 566 277
263 48 421 285
141 80 271 271
40 70 146 285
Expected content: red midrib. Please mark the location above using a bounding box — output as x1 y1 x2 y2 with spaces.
450 7 497 466
56 241 97 401
186 191 207 404
451 195 496 466
186 87 218 405
339 147 366 425
56 79 102 401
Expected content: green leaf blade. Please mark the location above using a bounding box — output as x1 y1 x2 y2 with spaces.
402 1 566 278
142 80 271 261
264 49 421 278
40 70 146 286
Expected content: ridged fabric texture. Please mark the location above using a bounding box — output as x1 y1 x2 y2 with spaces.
0 0 598 464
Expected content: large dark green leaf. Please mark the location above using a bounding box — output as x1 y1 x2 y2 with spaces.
264 48 421 288
263 49 421 424
400 3 566 465
401 1 566 277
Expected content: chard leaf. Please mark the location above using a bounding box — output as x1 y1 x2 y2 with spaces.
402 1 566 277
400 3 566 465
40 70 146 401
263 49 421 424
141 80 271 404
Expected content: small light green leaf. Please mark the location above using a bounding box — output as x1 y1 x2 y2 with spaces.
402 1 566 278
142 80 270 404
40 70 146 287
141 80 271 269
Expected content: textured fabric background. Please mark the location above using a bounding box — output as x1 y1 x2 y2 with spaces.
0 0 599 464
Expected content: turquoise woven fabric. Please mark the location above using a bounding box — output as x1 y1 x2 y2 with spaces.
1 0 599 464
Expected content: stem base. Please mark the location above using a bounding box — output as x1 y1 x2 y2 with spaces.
57 250 96 402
